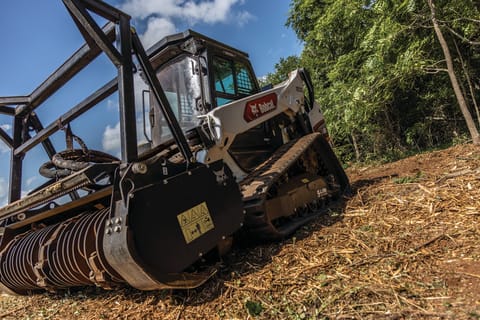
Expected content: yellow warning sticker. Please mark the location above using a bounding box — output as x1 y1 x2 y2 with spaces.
177 202 214 244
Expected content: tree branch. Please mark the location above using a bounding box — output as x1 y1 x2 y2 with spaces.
423 59 448 73
437 17 480 25
423 67 448 74
444 25 480 46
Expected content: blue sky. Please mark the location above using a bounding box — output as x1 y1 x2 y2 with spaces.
0 0 303 205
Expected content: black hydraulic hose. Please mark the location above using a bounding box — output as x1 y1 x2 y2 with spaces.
39 149 119 179
52 149 119 171
39 161 72 179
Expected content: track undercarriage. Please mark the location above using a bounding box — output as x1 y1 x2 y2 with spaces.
241 133 349 240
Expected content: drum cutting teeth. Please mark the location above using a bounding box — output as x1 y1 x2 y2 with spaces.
0 208 123 294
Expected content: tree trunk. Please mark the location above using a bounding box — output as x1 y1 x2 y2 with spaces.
427 0 480 145
453 39 480 127
351 133 361 162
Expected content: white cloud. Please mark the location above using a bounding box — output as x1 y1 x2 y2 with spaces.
120 0 254 47
26 176 38 188
21 190 32 199
235 10 255 27
0 124 11 132
122 0 244 22
142 17 177 48
101 71 152 158
102 122 121 157
106 99 118 112
101 117 150 158
181 0 239 24
0 141 9 154
0 177 8 206
0 123 12 154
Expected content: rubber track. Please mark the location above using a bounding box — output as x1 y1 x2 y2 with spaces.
240 133 320 201
239 133 332 239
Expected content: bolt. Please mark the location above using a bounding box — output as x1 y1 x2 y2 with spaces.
105 228 113 235
106 219 113 227
132 162 148 174
199 252 203 257
17 213 26 221
222 236 226 240
114 217 122 225
114 226 122 233
243 210 246 214
129 193 135 199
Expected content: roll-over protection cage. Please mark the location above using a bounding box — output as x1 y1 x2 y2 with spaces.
0 0 192 205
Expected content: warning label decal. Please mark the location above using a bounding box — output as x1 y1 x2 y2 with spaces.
177 202 214 244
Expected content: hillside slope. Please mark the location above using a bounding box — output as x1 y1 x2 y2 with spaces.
1 143 479 319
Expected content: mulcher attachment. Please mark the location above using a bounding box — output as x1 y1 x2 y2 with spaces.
103 161 244 290
0 161 244 294
0 208 122 295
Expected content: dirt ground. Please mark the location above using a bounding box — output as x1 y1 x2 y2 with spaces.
0 143 479 319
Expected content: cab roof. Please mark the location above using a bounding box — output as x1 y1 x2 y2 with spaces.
146 29 250 69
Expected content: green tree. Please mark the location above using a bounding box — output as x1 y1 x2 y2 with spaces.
265 56 302 85
426 0 480 145
287 0 480 162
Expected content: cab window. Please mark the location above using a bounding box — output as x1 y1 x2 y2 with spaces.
213 56 257 107
149 55 202 146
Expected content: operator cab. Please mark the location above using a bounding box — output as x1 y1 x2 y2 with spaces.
143 30 280 171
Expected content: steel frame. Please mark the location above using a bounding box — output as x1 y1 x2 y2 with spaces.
0 0 192 204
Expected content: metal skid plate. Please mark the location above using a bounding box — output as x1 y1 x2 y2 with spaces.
104 163 244 290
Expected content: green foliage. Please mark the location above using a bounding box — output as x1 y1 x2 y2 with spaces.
285 0 480 162
245 300 263 316
265 56 302 85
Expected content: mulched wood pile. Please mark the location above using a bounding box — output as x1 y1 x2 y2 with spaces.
1 143 479 319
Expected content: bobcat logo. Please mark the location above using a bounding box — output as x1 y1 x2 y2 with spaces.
244 93 278 122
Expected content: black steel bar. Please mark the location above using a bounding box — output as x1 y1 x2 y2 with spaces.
14 79 117 157
8 187 112 229
9 116 23 203
1 165 114 219
0 106 15 116
28 114 57 159
63 0 122 66
0 128 12 148
82 0 128 22
117 15 138 162
0 96 30 107
16 23 115 117
131 30 193 163
68 7 101 51
28 114 80 201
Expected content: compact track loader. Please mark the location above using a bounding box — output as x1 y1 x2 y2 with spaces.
0 0 349 295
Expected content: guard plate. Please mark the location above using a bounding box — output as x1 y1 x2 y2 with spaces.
177 202 215 244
